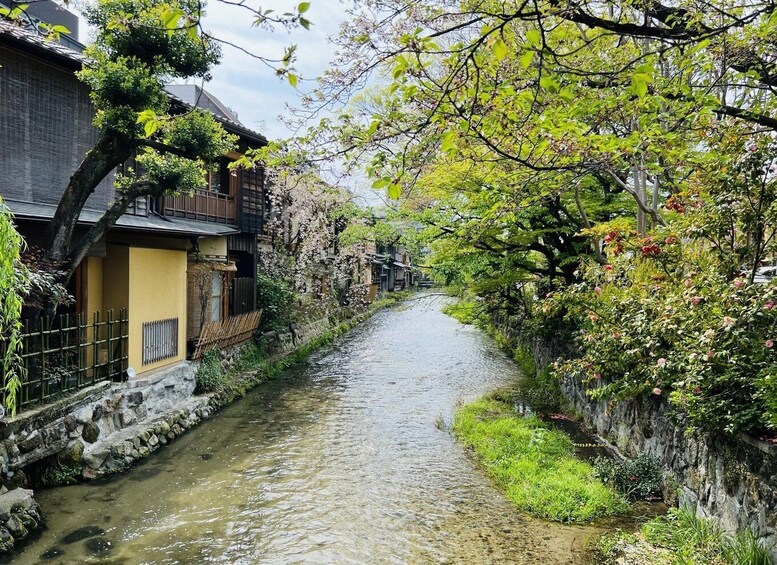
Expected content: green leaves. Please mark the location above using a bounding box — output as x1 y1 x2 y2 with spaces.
631 67 653 99
298 2 310 13
492 38 508 62
136 109 160 138
539 75 560 93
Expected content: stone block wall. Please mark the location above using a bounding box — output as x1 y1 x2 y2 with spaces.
562 376 777 558
0 361 197 485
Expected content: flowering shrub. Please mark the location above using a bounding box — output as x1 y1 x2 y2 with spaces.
552 239 777 434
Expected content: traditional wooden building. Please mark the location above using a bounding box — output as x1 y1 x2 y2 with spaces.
0 17 269 408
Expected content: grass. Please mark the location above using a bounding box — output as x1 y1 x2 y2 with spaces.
452 391 628 523
595 508 772 564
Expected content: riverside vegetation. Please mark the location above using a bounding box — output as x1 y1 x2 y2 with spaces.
452 391 628 523
444 300 773 563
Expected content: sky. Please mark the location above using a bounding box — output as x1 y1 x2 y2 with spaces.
74 0 349 140
199 0 348 140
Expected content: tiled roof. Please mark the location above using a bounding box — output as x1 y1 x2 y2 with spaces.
5 199 240 238
0 18 85 67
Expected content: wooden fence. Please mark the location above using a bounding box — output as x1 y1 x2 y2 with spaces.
4 310 128 410
192 310 262 360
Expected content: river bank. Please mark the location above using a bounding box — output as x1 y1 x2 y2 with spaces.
10 293 603 564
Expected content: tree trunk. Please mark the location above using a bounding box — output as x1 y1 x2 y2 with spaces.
45 133 133 273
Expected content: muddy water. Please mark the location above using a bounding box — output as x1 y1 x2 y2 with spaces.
13 295 601 564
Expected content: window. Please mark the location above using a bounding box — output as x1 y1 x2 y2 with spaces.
211 272 223 322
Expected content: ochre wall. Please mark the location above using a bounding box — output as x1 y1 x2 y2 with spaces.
102 245 129 314
84 256 103 319
128 247 187 373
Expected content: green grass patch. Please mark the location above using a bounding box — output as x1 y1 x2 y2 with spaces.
452 392 628 523
596 508 772 564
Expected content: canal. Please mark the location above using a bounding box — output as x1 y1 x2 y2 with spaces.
13 295 599 564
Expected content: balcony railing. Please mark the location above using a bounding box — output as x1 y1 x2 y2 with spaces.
157 189 236 224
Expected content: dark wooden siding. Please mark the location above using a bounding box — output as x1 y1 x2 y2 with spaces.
0 44 115 210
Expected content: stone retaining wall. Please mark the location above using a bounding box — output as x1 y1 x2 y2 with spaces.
0 361 198 486
562 376 777 558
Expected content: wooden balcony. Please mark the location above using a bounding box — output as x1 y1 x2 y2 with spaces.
159 189 236 224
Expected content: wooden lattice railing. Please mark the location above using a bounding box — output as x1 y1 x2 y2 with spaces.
192 310 262 360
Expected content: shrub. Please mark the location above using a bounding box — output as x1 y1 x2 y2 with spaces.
551 244 777 435
441 299 480 324
256 272 295 332
195 349 223 393
593 452 663 500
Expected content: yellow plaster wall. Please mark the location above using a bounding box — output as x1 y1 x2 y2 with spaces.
84 257 103 319
102 245 129 315
128 247 187 373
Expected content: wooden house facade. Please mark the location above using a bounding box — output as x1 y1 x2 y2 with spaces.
0 18 269 408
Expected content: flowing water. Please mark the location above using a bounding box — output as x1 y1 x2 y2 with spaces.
12 295 602 564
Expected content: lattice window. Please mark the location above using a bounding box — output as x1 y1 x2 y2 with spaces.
238 167 264 234
142 318 179 365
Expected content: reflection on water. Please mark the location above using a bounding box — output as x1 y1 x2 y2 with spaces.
13 295 599 564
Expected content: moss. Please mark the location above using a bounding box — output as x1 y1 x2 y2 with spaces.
452 391 628 523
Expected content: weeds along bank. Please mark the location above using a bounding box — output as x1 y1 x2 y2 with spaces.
442 298 776 563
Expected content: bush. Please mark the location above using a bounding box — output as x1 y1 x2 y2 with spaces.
453 391 628 523
256 272 295 332
195 349 223 393
441 298 480 324
597 508 773 565
551 243 777 435
593 453 663 501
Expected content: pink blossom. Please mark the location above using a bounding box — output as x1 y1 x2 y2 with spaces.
706 350 715 359
594 286 602 294
704 329 715 340
733 279 745 288
694 386 702 394
613 332 621 339
604 265 613 271
766 340 774 349
723 316 736 328
593 372 601 380
766 301 775 311
652 387 662 395
691 296 702 305
657 357 667 368
589 313 598 323
684 279 693 288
